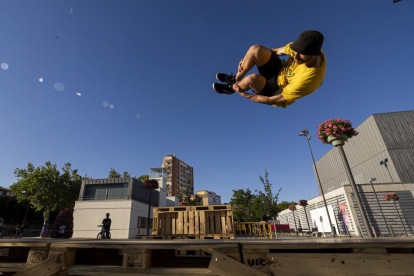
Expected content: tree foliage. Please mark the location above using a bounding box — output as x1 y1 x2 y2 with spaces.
230 169 282 222
278 201 297 211
108 167 121 178
257 169 282 220
230 188 257 222
53 210 74 238
137 175 149 183
10 162 82 228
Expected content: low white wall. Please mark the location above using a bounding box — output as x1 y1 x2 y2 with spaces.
73 199 158 239
73 200 133 239
129 200 155 239
166 196 179 206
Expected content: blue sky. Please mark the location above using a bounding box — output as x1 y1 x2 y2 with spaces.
1 0 413 203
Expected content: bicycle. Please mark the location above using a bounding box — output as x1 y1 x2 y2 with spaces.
96 225 111 239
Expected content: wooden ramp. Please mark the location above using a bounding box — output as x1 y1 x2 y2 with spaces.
1 238 414 275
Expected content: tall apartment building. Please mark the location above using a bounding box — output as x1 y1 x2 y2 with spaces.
162 154 194 197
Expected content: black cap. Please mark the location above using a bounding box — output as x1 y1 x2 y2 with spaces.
290 30 324 56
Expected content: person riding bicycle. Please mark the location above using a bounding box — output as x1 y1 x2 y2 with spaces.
102 213 111 239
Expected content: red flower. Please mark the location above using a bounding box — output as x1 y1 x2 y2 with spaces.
317 118 359 144
288 205 297 211
143 179 159 190
385 193 399 201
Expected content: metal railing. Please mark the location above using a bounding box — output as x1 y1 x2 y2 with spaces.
79 195 131 201
234 222 273 239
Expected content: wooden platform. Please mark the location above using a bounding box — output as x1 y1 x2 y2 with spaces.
1 238 414 275
151 205 234 238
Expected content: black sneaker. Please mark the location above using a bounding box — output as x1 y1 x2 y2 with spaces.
212 83 235 95
216 73 236 84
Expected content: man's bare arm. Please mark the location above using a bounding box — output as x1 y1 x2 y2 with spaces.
238 91 287 106
271 46 286 56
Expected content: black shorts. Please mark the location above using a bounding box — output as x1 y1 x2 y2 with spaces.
257 51 282 96
258 50 282 80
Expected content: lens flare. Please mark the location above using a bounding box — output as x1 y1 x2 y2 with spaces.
1 63 9 70
76 93 81 96
53 82 65 91
109 104 114 109
38 78 44 83
102 101 109 107
136 114 141 119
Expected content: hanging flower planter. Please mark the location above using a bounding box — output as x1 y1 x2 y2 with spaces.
143 179 159 190
143 179 159 236
317 118 358 147
288 205 297 211
179 201 189 206
299 200 311 232
385 193 399 201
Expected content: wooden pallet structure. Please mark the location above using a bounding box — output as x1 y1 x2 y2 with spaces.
145 204 235 240
2 238 414 275
0 240 61 276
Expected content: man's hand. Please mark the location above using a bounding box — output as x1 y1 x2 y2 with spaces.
233 82 245 96
233 82 287 106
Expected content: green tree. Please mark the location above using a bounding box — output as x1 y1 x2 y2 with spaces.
278 201 297 211
10 162 82 235
137 175 149 183
108 168 121 178
230 188 257 222
53 210 74 238
122 171 131 178
257 169 282 221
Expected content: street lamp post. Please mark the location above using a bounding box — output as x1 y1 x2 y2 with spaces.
337 145 373 238
300 129 336 237
369 178 391 237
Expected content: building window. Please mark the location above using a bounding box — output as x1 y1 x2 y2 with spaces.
84 183 128 200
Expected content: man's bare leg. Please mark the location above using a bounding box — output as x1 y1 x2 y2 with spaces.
234 73 267 93
235 45 273 82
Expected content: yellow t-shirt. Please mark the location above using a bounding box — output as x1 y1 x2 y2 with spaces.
273 43 327 108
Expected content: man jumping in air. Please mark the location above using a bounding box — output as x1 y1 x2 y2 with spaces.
213 30 326 108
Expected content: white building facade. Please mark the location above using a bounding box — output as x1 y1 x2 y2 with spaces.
73 177 166 239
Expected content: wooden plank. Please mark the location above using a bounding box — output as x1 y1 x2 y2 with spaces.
267 253 414 276
195 210 200 235
123 251 151 269
66 265 219 275
221 212 226 234
26 250 48 265
160 214 166 236
189 211 195 235
209 212 215 234
243 253 269 271
14 254 64 276
177 212 184 234
210 212 220 234
200 211 206 234
172 213 176 235
208 251 268 276
226 216 232 234
204 211 210 234
184 211 189 235
152 216 158 235
166 213 172 236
